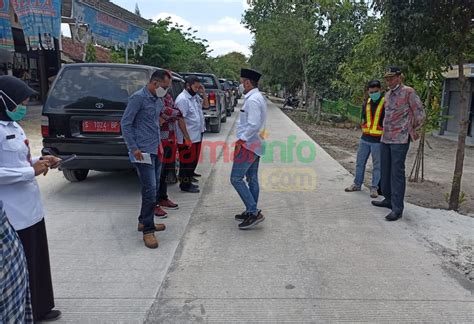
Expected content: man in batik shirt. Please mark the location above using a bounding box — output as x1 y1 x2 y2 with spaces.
372 67 425 221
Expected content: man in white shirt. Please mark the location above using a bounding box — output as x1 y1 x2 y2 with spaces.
175 75 209 193
231 68 267 230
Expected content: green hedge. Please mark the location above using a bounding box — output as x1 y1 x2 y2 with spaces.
322 99 361 123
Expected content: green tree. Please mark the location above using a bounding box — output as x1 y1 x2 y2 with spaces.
244 0 317 98
212 52 249 80
307 0 373 100
335 18 387 104
244 0 374 102
85 43 97 63
130 18 211 72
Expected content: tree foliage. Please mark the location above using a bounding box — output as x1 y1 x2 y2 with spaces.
212 52 250 80
85 43 97 63
244 0 375 100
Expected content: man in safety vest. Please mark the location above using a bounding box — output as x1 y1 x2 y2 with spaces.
345 79 385 198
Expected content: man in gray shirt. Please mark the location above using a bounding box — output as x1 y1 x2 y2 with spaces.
121 70 170 249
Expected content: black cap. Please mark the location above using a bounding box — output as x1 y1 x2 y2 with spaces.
384 66 402 77
240 68 262 82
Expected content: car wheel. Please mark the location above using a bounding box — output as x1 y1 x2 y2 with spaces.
210 117 221 133
63 169 89 182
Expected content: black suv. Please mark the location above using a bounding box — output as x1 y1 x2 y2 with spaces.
41 63 184 182
179 72 227 133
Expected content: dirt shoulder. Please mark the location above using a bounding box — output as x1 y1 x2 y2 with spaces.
272 99 474 216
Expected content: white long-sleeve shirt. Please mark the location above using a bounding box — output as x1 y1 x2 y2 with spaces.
236 88 267 156
0 121 44 230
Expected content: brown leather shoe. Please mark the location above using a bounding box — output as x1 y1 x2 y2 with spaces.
137 223 166 232
143 233 158 249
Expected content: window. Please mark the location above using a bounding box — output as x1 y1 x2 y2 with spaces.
47 66 148 110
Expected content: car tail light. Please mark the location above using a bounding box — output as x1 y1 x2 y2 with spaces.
41 116 49 137
209 92 216 106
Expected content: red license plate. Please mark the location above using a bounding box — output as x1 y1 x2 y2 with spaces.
82 120 121 133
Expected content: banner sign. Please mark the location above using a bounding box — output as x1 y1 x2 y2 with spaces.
11 0 61 50
0 0 14 51
73 1 148 49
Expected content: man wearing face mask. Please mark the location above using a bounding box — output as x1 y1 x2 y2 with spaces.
121 69 171 249
175 75 209 193
372 67 425 222
345 80 385 198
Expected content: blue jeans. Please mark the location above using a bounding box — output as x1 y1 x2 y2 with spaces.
380 142 410 215
354 138 381 189
134 154 162 234
230 147 260 215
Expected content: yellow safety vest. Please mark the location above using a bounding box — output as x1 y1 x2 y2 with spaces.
362 97 384 136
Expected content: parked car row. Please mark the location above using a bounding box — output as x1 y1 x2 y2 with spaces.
41 63 240 182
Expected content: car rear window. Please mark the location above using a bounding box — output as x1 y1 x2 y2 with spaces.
46 66 149 110
182 74 218 90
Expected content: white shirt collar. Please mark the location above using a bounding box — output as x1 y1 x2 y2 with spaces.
184 90 195 99
0 120 18 128
244 88 259 99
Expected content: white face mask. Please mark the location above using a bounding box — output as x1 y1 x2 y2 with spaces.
156 87 167 98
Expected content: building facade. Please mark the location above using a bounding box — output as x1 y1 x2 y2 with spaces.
0 0 151 102
440 64 474 139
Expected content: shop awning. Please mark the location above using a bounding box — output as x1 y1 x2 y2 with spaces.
71 0 150 51
0 0 14 51
11 0 62 50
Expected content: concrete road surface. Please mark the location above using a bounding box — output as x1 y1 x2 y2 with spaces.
34 99 473 323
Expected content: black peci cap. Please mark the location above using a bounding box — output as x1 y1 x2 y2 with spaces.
240 68 262 82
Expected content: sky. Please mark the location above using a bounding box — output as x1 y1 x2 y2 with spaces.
62 0 253 57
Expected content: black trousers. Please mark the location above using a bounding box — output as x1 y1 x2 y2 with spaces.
17 219 55 321
178 141 202 189
380 142 410 214
158 144 177 201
